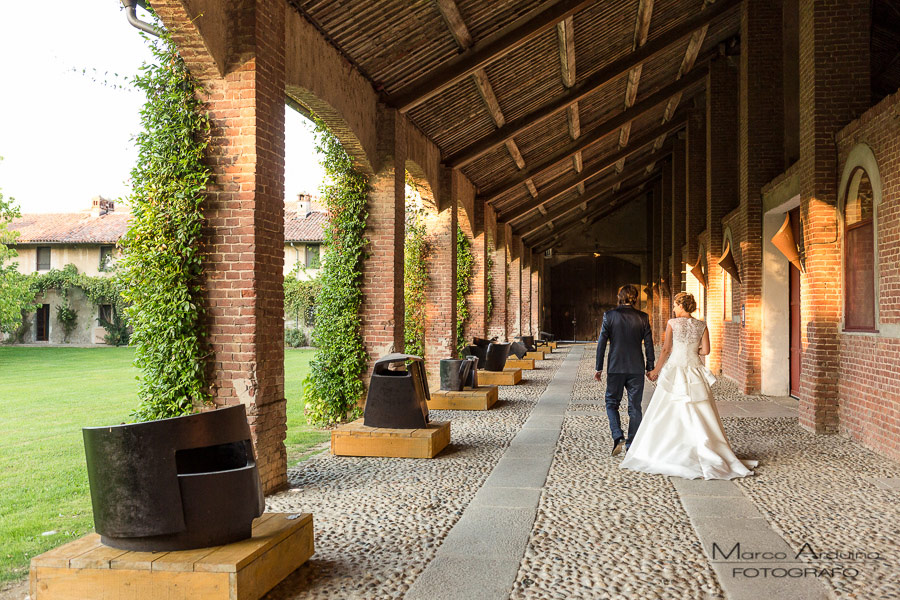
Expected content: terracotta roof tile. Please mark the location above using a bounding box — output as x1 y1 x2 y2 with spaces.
10 209 327 245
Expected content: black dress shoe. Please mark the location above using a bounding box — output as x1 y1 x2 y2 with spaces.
612 438 625 456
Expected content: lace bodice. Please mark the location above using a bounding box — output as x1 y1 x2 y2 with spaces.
667 317 706 367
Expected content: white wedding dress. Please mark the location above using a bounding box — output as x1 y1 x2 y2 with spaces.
620 317 756 480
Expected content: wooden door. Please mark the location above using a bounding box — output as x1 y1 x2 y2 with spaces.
36 304 50 342
789 208 801 398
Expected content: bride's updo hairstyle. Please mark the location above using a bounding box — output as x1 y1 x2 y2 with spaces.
674 292 697 314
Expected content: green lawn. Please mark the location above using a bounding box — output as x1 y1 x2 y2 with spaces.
0 346 324 584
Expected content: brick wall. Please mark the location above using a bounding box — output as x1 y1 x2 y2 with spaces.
487 207 508 340
798 0 871 432
671 139 687 295
507 231 522 337
153 0 288 493
459 176 487 343
361 106 406 376
737 0 785 394
685 110 706 266
521 247 532 336
532 256 541 336
834 90 900 460
705 58 739 375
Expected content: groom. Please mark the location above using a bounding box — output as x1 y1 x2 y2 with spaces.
593 284 655 456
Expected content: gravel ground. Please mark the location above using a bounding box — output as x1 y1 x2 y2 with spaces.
510 350 724 600
263 350 567 600
728 417 900 599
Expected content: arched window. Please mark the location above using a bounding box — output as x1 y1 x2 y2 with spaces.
843 167 875 331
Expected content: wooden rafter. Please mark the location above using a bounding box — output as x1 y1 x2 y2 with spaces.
443 0 741 168
437 0 536 188
518 176 651 237
557 16 583 177
616 0 655 169
480 77 699 205
391 0 595 113
513 155 660 235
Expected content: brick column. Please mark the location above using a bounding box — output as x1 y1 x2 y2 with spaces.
487 207 508 340
685 110 706 266
361 105 406 375
521 247 532 336
153 0 288 493
531 255 540 336
660 160 673 334
671 138 687 294
651 181 663 338
423 170 458 385
706 59 739 375
738 0 785 393
797 0 870 432
507 231 522 337
458 181 487 343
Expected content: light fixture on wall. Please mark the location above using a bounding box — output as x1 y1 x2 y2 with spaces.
771 212 804 272
718 241 741 283
690 258 707 287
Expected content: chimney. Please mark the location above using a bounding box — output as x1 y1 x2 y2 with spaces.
91 197 115 217
297 193 311 217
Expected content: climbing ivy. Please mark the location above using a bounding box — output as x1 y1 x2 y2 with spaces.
455 225 473 356
118 20 212 422
404 203 428 358
284 271 321 328
300 117 369 427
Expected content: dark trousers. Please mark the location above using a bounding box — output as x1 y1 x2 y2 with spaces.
605 372 645 446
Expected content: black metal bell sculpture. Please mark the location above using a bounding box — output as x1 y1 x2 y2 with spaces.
483 342 511 372
515 335 536 352
508 341 528 359
464 355 479 388
439 358 473 391
82 405 265 552
364 353 430 429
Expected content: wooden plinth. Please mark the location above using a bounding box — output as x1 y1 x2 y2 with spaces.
505 358 536 370
429 386 498 410
30 512 314 600
523 351 545 361
331 419 450 458
547 341 559 349
478 368 523 386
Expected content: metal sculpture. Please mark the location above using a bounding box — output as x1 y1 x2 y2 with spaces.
439 358 473 391
363 353 430 429
83 405 264 552
464 355 479 388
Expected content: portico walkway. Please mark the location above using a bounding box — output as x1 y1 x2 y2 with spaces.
266 346 900 599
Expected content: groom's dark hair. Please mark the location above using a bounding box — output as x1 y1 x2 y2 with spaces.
617 284 639 306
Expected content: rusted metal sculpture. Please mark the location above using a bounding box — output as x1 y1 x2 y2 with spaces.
483 342 511 371
363 353 430 429
83 405 264 552
464 355 479 388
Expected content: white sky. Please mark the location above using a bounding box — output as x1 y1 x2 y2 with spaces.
0 2 325 214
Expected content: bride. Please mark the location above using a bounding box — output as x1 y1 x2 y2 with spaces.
620 292 756 480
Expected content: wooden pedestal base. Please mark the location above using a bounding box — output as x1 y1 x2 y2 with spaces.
523 351 546 361
505 358 536 370
548 341 559 349
429 386 498 410
30 513 314 600
478 368 523 386
331 419 450 458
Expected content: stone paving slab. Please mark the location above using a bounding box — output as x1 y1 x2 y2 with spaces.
482 456 555 489
470 486 544 510
404 555 523 600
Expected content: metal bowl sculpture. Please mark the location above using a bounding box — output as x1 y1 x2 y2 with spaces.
483 342 511 372
508 341 528 359
464 355 479 388
515 335 536 352
439 358 473 391
363 353 430 429
82 404 264 552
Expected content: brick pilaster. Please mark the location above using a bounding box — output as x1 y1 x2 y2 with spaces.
798 0 870 432
685 110 706 266
507 231 523 337
671 138 687 294
458 181 487 343
531 255 541 336
361 105 406 374
521 247 532 336
660 160 673 334
153 0 288 493
487 207 508 341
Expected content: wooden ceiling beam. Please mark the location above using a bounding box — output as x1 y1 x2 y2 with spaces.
492 111 685 221
518 164 659 237
480 75 698 205
531 179 657 251
444 0 740 168
616 0 655 166
391 0 595 113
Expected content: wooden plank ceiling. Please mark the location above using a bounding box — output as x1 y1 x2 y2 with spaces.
288 0 741 247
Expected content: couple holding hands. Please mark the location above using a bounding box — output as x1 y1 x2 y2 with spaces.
593 284 755 480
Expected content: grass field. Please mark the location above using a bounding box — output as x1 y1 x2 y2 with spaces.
0 346 325 584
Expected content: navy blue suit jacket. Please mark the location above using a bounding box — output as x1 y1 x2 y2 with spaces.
595 305 655 374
